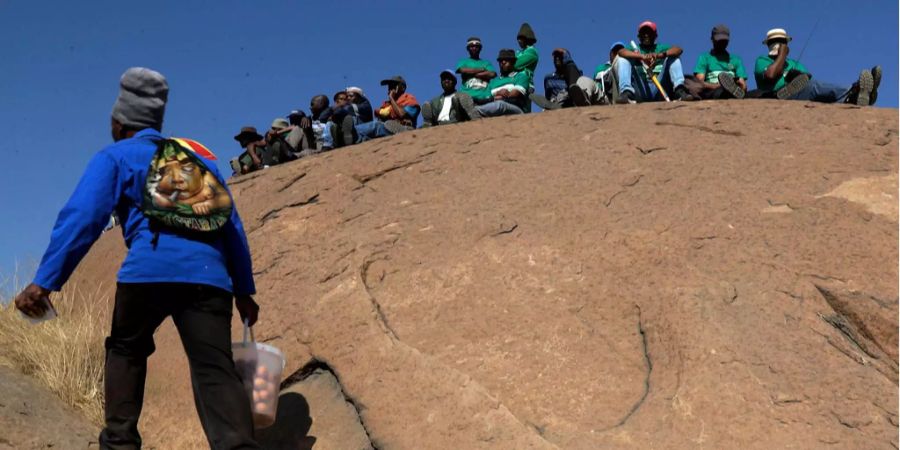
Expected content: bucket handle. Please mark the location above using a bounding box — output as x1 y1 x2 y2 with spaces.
242 318 256 345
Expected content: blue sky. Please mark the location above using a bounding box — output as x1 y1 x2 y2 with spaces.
0 0 897 283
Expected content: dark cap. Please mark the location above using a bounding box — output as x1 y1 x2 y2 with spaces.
379 75 406 86
466 36 482 46
712 24 730 41
440 69 456 80
497 48 516 61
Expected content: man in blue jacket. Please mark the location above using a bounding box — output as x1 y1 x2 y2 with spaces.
15 67 261 450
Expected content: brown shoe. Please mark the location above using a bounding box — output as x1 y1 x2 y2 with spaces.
776 73 810 100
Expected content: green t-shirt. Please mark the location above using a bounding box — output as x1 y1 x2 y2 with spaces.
514 46 539 88
754 56 808 92
593 62 612 79
456 57 495 101
634 43 672 75
488 71 529 95
694 51 747 84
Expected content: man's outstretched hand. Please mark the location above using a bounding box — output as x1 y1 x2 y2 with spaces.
235 295 259 326
15 283 53 318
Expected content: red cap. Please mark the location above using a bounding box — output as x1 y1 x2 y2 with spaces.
638 21 657 33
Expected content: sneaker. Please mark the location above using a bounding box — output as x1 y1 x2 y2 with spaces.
568 84 591 107
456 93 482 120
341 115 357 146
717 73 745 99
530 92 562 110
870 65 882 105
776 73 810 100
673 86 695 101
616 90 637 104
855 69 874 106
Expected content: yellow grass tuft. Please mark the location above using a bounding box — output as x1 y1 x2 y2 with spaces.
0 273 109 427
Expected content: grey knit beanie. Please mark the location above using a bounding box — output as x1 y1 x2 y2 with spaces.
111 67 168 130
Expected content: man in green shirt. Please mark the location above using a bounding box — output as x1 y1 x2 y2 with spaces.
455 37 496 104
614 21 694 103
754 28 881 105
421 70 481 127
693 24 747 100
475 49 529 117
515 23 539 112
593 42 626 104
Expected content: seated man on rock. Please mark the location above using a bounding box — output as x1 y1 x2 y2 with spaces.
328 88 374 148
230 126 268 175
421 70 481 127
754 28 880 105
264 118 299 164
356 76 420 143
475 49 530 117
693 24 748 100
593 42 626 104
456 37 497 105
532 48 604 110
615 21 694 103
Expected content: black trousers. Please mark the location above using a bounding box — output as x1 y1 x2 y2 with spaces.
99 283 260 450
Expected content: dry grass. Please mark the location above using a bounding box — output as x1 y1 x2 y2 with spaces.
0 273 109 426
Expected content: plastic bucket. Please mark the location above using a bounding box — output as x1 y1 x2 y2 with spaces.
232 322 286 429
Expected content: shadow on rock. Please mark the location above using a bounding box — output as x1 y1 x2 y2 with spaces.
256 392 316 449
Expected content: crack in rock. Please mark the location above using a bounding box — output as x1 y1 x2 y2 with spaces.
277 172 307 192
491 222 518 237
253 193 320 233
281 359 379 450
636 146 667 155
608 306 652 429
352 151 437 187
655 121 743 136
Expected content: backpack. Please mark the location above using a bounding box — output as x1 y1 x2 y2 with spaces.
142 138 233 232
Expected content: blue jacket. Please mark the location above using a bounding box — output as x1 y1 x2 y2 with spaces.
33 129 256 295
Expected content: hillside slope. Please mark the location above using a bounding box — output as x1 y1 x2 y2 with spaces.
72 100 898 449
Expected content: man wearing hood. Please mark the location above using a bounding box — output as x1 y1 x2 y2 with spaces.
533 48 604 110
515 23 539 111
754 28 880 105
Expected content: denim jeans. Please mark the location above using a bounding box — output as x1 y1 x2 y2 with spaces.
475 100 524 117
616 56 685 101
315 121 333 148
355 120 388 143
789 80 851 103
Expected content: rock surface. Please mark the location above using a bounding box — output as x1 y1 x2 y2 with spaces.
0 366 97 449
71 100 898 449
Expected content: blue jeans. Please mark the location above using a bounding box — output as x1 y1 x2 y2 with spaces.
789 80 851 103
616 56 685 101
355 120 388 143
475 100 524 117
319 121 334 148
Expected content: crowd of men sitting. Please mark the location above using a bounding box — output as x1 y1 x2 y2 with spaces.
230 21 883 176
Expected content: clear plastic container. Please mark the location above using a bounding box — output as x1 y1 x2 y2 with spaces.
232 322 285 429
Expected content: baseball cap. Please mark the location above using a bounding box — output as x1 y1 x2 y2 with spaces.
712 24 730 41
638 21 657 33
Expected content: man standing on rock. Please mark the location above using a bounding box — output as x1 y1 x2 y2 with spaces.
754 28 881 105
15 67 262 450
